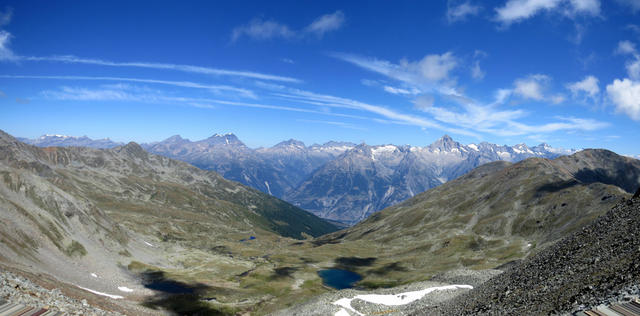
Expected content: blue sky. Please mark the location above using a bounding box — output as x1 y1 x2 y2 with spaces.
0 1 639 155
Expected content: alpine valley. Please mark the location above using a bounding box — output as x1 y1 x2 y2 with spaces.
4 129 640 315
24 133 574 225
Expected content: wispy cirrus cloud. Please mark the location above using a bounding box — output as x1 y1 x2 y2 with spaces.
1 75 257 98
296 119 365 131
331 52 460 95
305 11 345 37
18 55 300 83
419 90 607 136
40 84 378 122
231 11 345 42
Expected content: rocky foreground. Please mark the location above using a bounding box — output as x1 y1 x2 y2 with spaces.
421 194 640 315
0 268 122 316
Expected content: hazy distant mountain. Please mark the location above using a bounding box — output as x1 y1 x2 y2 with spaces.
19 134 124 148
285 135 574 224
143 134 355 198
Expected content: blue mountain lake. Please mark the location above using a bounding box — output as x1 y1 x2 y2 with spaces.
317 269 362 290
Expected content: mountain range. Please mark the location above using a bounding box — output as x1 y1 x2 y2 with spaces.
18 134 124 148
19 133 575 225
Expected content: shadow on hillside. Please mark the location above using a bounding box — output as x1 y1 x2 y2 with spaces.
536 179 579 194
573 167 638 193
311 232 347 247
140 271 228 315
270 266 298 280
334 256 377 270
368 262 408 275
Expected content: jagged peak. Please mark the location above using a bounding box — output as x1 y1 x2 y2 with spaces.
429 134 461 151
274 139 306 148
202 132 245 146
117 141 148 158
164 135 186 142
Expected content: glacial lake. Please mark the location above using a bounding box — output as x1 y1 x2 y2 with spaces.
317 269 362 290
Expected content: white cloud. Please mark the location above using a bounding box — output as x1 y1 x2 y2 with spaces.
21 55 300 83
567 75 600 99
1 74 257 98
231 18 295 42
412 52 458 81
447 1 482 23
494 0 600 25
305 11 345 37
513 74 550 100
495 0 562 24
616 40 640 80
606 78 640 120
0 6 12 26
332 52 459 95
0 30 14 61
568 0 601 15
617 40 637 55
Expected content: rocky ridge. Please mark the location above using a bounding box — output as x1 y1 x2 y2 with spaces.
423 194 640 315
0 268 122 316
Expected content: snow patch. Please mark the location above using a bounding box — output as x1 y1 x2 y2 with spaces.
76 285 124 299
332 284 473 316
118 286 134 293
334 309 351 316
143 241 154 247
90 273 98 278
264 181 272 195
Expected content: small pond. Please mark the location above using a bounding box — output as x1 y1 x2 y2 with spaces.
317 269 362 290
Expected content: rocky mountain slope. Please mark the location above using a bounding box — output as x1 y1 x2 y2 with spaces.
311 149 639 287
426 192 640 315
0 130 338 314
